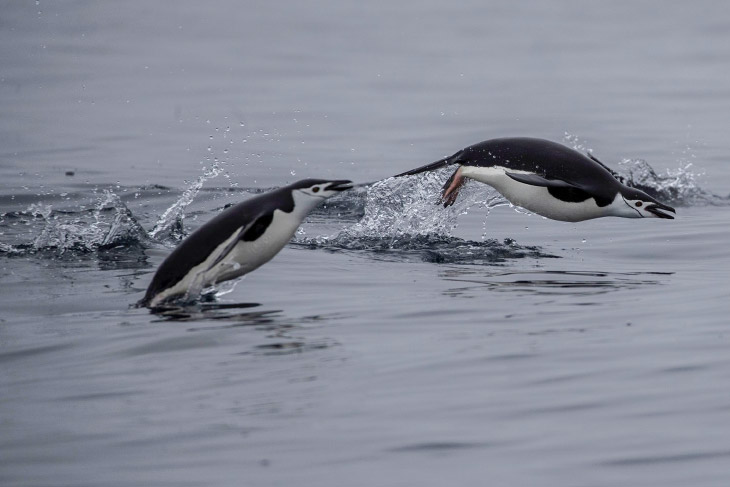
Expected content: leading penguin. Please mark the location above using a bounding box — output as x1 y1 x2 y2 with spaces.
139 178 352 308
395 137 676 222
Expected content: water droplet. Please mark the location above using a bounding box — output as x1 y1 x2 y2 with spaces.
290 170 296 176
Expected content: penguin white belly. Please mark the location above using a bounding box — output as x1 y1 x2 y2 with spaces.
202 208 301 284
461 166 606 222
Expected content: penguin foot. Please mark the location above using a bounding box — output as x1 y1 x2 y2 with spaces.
441 167 465 207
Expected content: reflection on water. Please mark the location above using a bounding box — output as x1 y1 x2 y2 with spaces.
440 268 674 298
147 304 344 356
148 302 267 322
253 339 336 356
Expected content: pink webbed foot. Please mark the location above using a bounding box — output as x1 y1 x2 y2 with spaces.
441 167 465 207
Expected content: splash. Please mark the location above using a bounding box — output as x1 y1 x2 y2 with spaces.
148 162 224 241
308 185 367 223
0 149 230 262
29 190 149 253
0 189 149 256
564 132 724 206
616 158 720 205
563 132 594 155
327 169 498 242
295 171 555 264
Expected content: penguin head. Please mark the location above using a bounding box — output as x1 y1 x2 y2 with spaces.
291 178 353 198
288 179 353 211
618 187 676 219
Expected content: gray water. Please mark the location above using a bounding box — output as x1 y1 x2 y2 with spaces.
2 1 730 486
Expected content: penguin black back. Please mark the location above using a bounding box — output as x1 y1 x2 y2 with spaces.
460 138 620 190
399 138 620 193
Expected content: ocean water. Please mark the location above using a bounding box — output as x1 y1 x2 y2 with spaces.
2 1 730 486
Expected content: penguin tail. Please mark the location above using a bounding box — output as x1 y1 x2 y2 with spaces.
136 283 160 308
135 294 152 308
394 150 463 177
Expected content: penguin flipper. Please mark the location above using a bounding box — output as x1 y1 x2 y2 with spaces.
505 172 578 189
207 212 273 270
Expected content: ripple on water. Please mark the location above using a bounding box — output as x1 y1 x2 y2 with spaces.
437 269 673 299
294 234 557 264
388 441 497 453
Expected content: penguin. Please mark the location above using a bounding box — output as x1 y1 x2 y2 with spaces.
395 137 676 222
139 178 352 308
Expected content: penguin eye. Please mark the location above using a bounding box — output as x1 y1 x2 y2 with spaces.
312 187 320 193
635 201 643 207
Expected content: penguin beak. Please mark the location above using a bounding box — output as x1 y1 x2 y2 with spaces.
325 180 353 192
645 202 676 219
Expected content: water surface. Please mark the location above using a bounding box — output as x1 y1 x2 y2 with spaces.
2 1 730 486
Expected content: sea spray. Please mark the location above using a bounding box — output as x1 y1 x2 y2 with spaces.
26 190 148 253
148 162 225 241
324 168 493 243
293 171 556 264
564 132 724 206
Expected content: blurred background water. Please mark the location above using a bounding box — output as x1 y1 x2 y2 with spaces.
2 1 730 486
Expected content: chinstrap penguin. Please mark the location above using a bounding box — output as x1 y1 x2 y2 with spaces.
140 178 352 308
395 137 676 222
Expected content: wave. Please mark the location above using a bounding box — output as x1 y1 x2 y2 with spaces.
0 190 150 256
564 133 726 206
